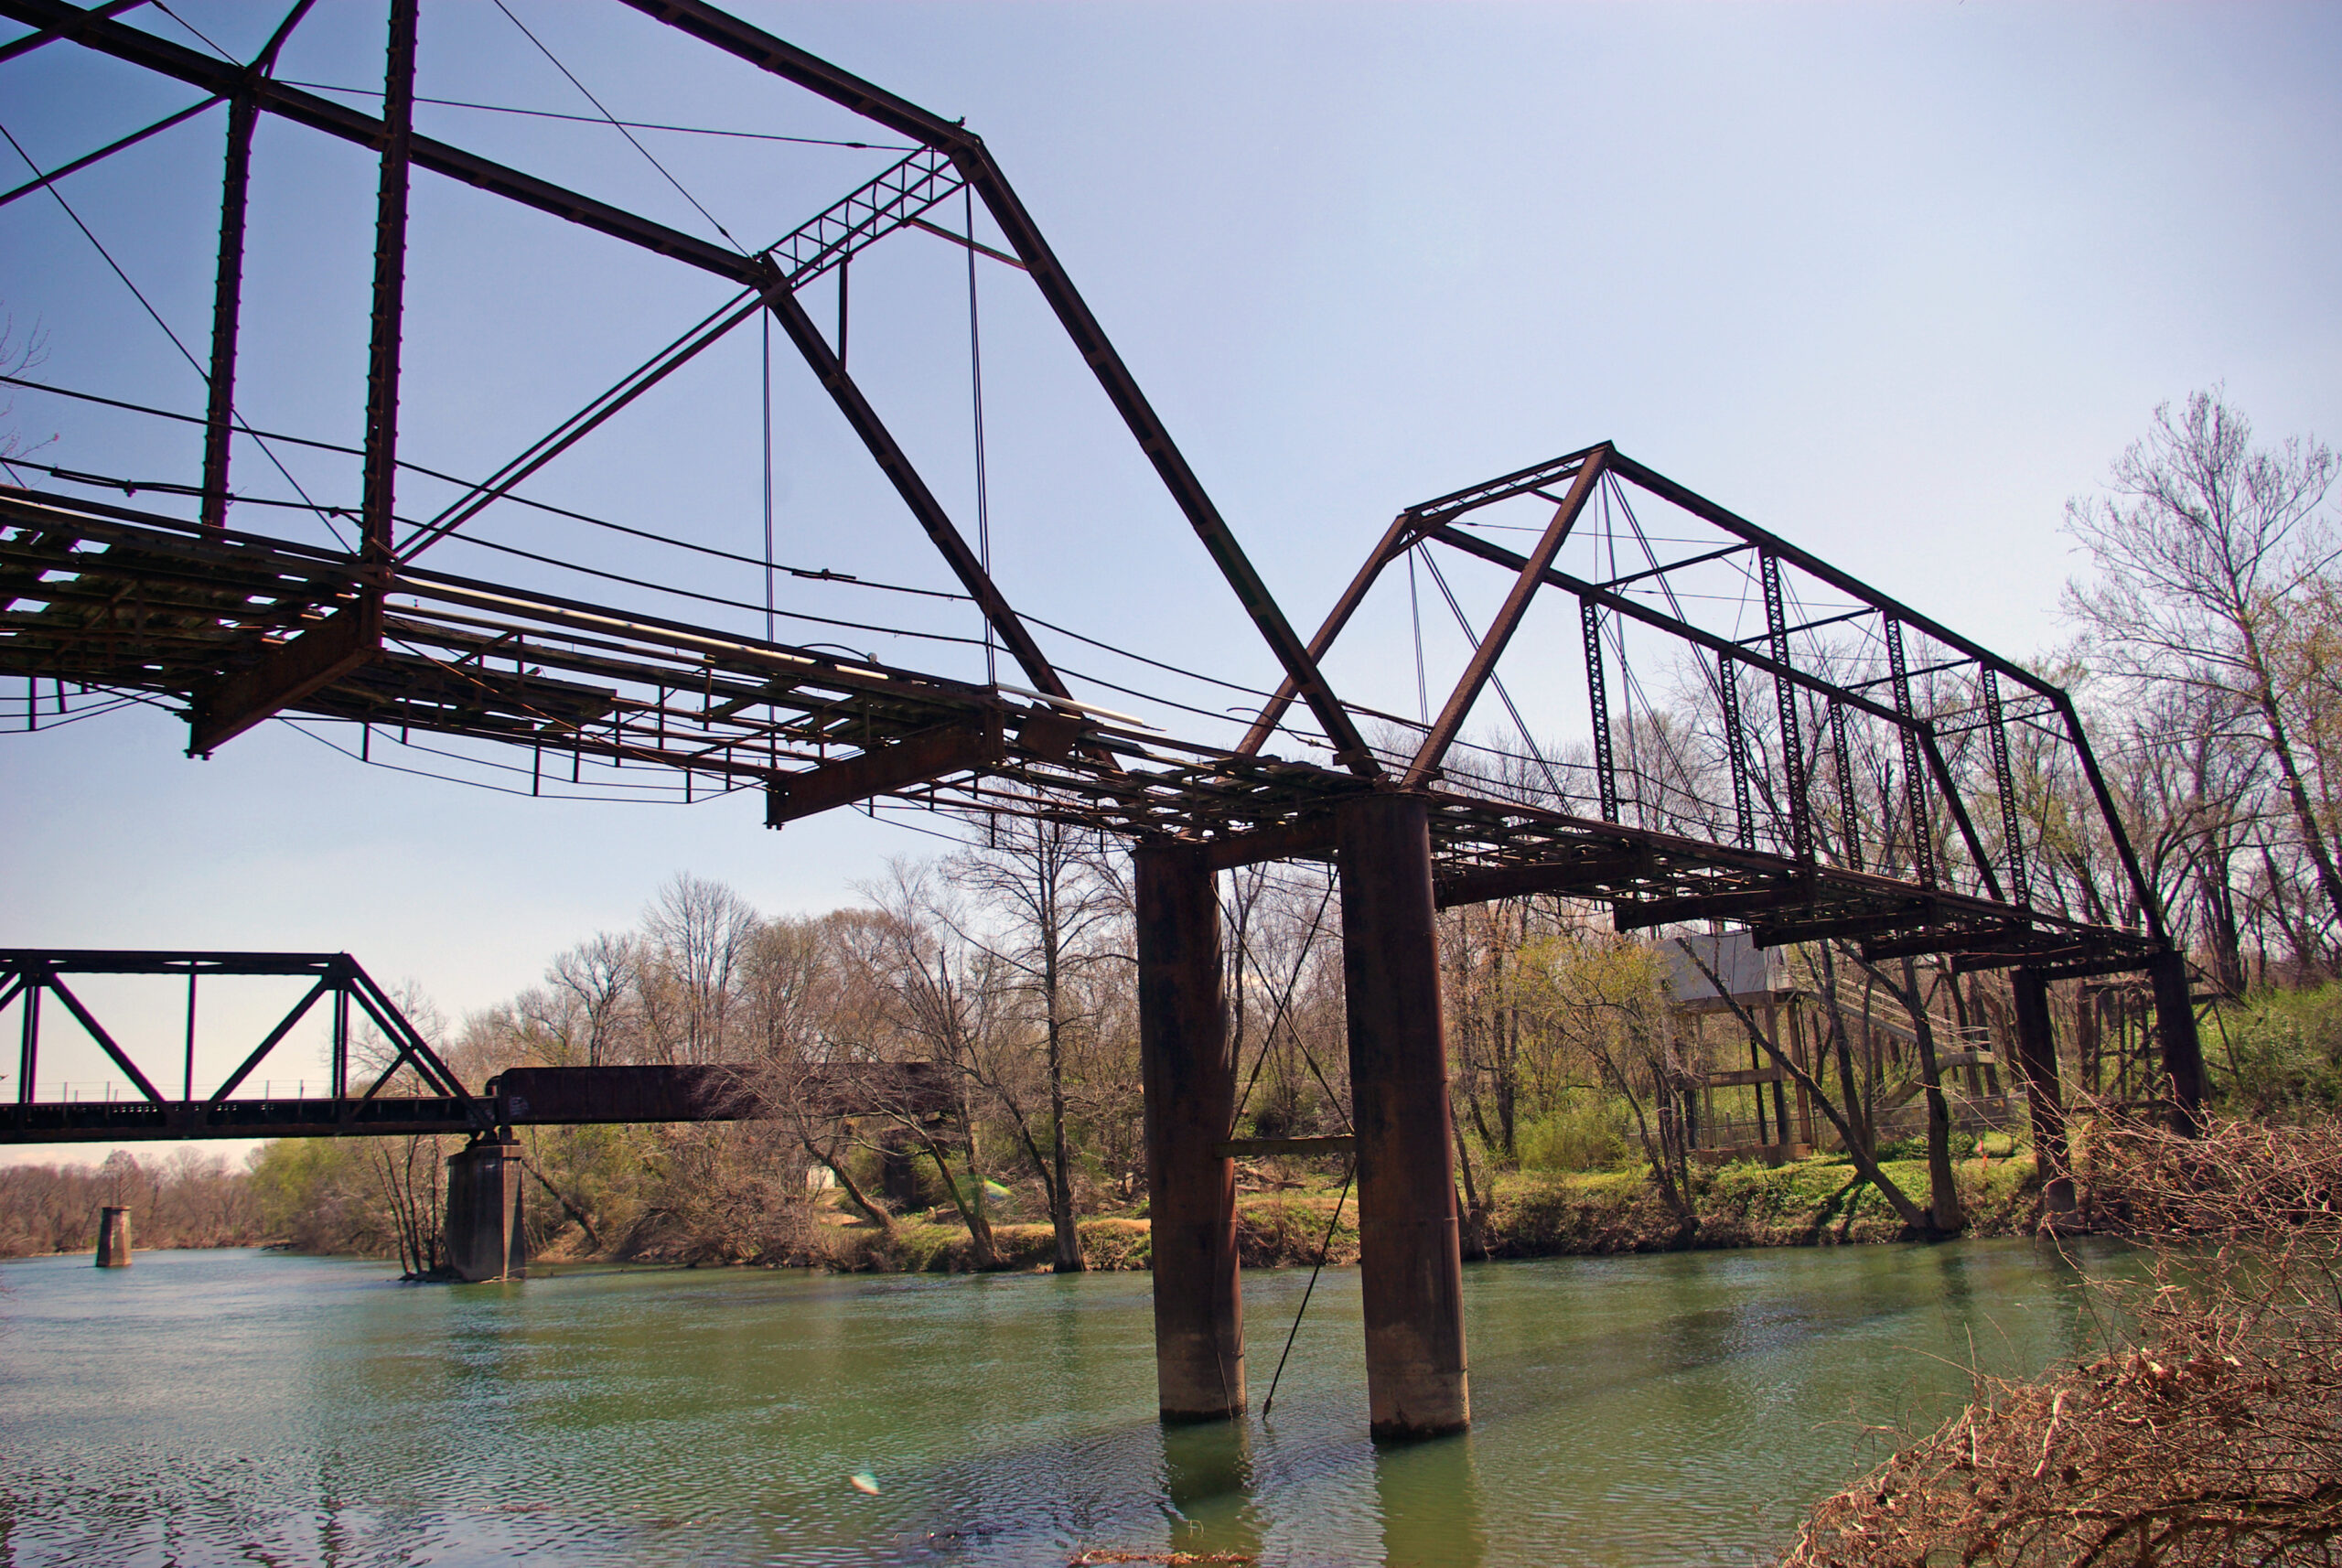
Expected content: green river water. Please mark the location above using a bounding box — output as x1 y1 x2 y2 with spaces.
0 1239 2131 1567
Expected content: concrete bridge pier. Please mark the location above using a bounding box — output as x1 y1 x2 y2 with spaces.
2010 969 2074 1218
1338 793 1469 1441
445 1134 526 1282
1136 842 1246 1422
94 1205 131 1267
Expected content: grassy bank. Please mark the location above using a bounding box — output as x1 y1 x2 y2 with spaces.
702 1147 2053 1274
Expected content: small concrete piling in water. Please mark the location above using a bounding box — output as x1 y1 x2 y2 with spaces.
94 1206 131 1267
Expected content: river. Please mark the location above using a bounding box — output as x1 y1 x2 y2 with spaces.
0 1238 2130 1566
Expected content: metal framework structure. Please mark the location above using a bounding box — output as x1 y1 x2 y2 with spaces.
0 0 2176 980
1 948 491 1140
1 0 2202 1437
0 948 951 1142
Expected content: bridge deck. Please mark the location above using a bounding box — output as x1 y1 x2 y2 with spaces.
0 1064 952 1144
0 489 2150 975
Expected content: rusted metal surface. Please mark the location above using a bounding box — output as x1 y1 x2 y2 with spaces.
487 1061 952 1123
767 716 1004 826
2010 968 2070 1199
1338 793 1469 1441
1135 843 1245 1422
2147 949 2207 1133
0 0 2174 980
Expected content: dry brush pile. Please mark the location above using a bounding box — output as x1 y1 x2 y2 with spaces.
1783 1119 2342 1566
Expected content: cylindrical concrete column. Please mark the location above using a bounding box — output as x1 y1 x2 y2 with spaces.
2010 969 2073 1217
94 1205 131 1267
1338 792 1468 1441
2146 949 2207 1133
1135 843 1244 1423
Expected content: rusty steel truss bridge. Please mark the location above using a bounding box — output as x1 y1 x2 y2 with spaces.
0 0 2203 1433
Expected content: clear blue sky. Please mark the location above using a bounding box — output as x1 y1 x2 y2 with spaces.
2 0 2336 1147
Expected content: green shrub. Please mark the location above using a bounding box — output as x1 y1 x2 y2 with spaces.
2215 983 2342 1118
1516 1094 1630 1173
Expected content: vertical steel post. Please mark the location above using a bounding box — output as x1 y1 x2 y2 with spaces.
199 93 257 530
1338 792 1468 1440
16 974 37 1104
1830 701 1862 870
183 966 198 1101
1135 842 1244 1422
2147 949 2207 1133
360 0 418 580
2010 969 2072 1215
332 982 349 1101
1581 598 1617 823
1718 652 1755 851
1884 618 1936 888
1760 553 1810 864
1982 670 2029 907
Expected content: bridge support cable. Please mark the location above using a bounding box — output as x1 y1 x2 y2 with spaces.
1337 793 1469 1440
753 259 1073 708
1237 509 1416 757
1403 445 1606 787
615 0 1377 777
1134 843 1247 1423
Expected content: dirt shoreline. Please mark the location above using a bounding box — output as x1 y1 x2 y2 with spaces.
577 1150 2053 1274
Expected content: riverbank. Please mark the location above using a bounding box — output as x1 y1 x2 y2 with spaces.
584 1147 2051 1273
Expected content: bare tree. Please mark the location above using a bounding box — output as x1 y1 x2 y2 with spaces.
639 875 756 1064
546 932 639 1066
854 863 1004 1267
2065 391 2342 933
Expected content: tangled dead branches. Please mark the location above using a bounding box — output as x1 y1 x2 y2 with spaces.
1782 1118 2342 1567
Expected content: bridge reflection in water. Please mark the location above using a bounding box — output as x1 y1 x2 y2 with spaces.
0 1239 2134 1566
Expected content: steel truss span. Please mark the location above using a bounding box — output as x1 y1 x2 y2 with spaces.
1 0 2167 980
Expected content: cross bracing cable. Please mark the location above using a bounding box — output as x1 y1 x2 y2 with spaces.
396 286 767 559
0 118 351 548
145 0 233 63
0 384 973 603
0 377 1323 719
490 0 742 252
1416 549 1571 803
